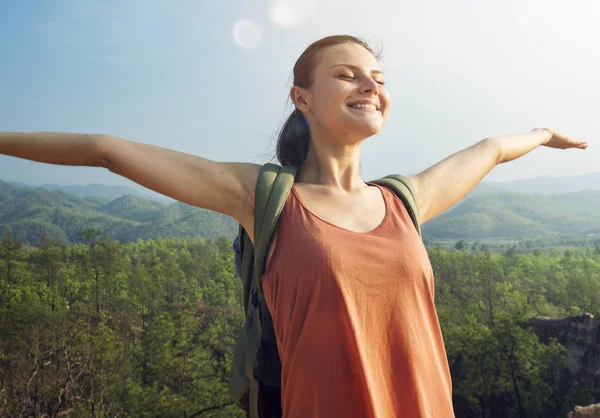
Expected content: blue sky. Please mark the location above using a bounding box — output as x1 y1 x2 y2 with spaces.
1 0 598 197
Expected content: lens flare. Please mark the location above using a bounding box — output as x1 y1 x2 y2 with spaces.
268 0 316 29
232 19 263 49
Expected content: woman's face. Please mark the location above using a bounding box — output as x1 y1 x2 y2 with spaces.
295 43 391 144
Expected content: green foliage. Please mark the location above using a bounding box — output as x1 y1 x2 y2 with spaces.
423 190 600 239
1 230 599 417
0 234 244 417
0 182 238 246
432 247 599 417
8 180 600 247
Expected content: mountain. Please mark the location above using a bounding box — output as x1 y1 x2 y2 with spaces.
422 190 600 239
8 172 600 204
98 195 164 221
0 180 237 245
7 181 171 203
83 196 110 207
474 172 600 196
458 172 600 202
120 202 239 242
463 182 509 198
5 173 600 244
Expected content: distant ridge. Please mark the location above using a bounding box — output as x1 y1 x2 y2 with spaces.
4 172 600 244
468 172 600 196
0 180 236 245
7 181 173 203
8 171 600 202
487 172 600 194
422 190 600 239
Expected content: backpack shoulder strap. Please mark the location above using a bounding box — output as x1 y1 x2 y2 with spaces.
237 163 297 313
237 224 254 316
371 174 422 237
253 163 297 292
239 163 296 418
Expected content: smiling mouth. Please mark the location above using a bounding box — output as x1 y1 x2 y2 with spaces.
348 103 379 110
348 105 381 114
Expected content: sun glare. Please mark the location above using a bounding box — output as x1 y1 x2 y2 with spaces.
268 0 316 29
232 19 263 49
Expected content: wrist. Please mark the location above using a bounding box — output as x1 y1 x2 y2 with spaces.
532 128 554 145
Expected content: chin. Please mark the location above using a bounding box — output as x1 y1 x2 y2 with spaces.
329 112 386 140
353 120 384 137
343 111 384 132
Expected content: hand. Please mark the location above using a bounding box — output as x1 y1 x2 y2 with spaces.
534 128 588 150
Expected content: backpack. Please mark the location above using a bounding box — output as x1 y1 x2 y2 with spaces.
229 163 422 418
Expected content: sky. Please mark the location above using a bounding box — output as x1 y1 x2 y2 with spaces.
1 0 599 197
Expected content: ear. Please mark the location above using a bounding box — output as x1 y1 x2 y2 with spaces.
290 86 310 111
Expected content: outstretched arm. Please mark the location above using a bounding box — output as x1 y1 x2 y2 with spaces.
410 128 588 224
0 132 261 239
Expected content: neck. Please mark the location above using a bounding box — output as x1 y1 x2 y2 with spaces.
295 130 366 192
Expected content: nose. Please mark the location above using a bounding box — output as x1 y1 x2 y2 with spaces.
360 77 379 95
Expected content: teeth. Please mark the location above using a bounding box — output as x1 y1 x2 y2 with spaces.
350 103 377 110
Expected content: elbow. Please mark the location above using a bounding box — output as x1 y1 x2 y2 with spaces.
90 134 117 169
482 137 504 165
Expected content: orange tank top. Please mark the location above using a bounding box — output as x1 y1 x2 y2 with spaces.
261 182 455 418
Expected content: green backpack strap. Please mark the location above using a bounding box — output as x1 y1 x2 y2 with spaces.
371 174 422 236
253 163 298 291
237 163 297 418
237 225 254 317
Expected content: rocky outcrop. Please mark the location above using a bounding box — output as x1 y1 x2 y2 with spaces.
567 402 600 417
524 313 600 404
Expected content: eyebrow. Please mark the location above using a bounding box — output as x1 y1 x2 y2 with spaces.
328 64 384 75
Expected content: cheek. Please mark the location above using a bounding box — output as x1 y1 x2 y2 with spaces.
313 81 349 104
314 87 347 115
382 90 391 107
381 92 391 118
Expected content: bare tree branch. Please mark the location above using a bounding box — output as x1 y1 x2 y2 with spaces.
187 402 234 418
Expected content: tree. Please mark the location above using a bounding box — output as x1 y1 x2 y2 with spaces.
79 227 103 313
0 232 23 284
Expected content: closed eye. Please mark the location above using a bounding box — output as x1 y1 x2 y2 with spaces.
339 74 385 86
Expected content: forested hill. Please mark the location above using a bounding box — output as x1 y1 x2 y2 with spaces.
422 190 600 239
0 180 237 245
3 179 600 245
6 181 169 202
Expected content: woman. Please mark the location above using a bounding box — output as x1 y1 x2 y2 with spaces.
0 35 588 417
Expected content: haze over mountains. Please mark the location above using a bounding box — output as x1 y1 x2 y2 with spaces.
12 171 600 200
0 180 235 245
2 172 600 245
7 181 172 203
468 172 600 196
